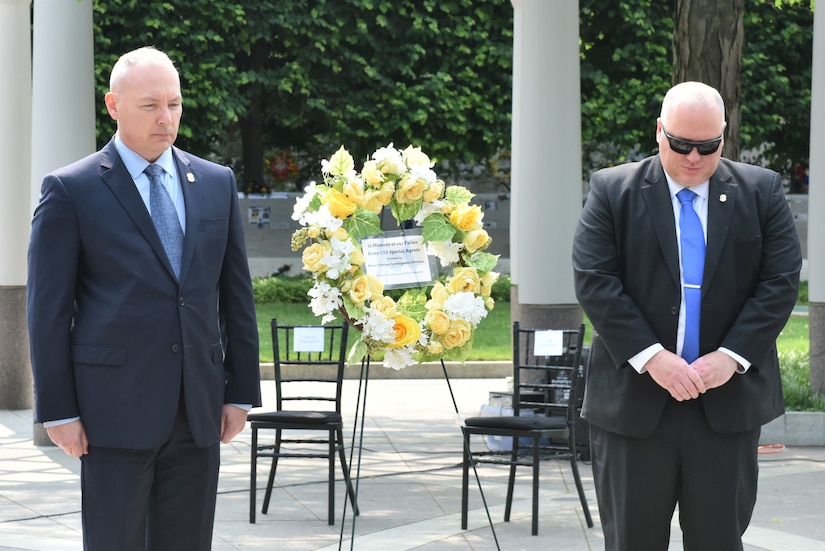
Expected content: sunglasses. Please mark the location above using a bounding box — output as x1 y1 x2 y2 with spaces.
661 124 723 155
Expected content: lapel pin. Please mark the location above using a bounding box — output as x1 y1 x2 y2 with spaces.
719 193 727 203
186 172 196 183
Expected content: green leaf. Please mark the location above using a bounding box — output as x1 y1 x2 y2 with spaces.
397 289 428 322
445 185 474 205
463 251 499 274
344 209 383 239
342 294 365 322
421 213 457 242
391 199 423 225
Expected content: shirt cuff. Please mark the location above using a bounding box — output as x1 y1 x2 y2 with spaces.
42 416 80 428
629 343 665 374
719 347 751 373
229 403 252 411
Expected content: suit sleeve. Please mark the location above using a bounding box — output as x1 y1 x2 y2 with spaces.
716 171 801 365
27 175 82 423
572 170 664 367
217 169 262 407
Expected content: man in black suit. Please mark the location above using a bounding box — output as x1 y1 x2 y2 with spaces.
572 81 801 550
27 47 261 550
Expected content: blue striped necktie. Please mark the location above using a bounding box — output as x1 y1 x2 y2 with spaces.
677 188 705 363
145 164 183 278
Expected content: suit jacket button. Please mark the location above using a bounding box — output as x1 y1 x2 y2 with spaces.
171 344 180 353
179 297 185 306
670 307 678 315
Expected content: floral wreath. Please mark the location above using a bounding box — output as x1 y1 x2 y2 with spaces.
291 144 499 370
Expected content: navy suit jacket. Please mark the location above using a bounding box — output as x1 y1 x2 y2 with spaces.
573 156 801 438
28 140 262 449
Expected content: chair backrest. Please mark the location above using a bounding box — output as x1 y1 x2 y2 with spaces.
511 322 585 424
271 318 349 412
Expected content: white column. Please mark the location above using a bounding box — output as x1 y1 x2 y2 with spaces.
808 3 825 395
509 0 582 327
31 0 96 210
0 0 33 409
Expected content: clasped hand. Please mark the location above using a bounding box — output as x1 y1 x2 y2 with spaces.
646 349 738 401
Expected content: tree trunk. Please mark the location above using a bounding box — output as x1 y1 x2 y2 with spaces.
673 0 744 161
238 38 267 192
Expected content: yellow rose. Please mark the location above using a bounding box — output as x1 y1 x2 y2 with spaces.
422 180 445 203
343 178 365 205
425 309 451 335
449 204 483 231
463 229 491 253
480 271 500 297
322 188 358 219
376 181 396 205
427 341 443 355
349 248 365 266
325 226 349 242
302 242 328 273
371 296 398 318
447 267 481 294
361 190 385 214
402 145 431 167
442 319 472 350
395 175 426 204
349 274 384 306
361 160 384 187
485 297 495 310
387 315 421 349
308 225 321 239
428 281 449 309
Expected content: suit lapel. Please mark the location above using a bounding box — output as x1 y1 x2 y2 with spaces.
99 142 175 277
640 158 681 287
703 164 736 294
173 148 199 284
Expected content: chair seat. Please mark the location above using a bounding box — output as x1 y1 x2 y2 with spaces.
464 415 566 431
249 410 342 424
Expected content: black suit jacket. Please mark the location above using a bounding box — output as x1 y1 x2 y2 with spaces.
572 156 801 438
28 140 262 449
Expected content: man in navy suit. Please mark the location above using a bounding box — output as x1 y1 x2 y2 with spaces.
573 82 801 550
27 47 261 550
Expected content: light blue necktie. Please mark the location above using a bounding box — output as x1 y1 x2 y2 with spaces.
677 188 705 363
145 164 183 278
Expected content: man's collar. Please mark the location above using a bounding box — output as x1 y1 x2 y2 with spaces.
113 133 175 179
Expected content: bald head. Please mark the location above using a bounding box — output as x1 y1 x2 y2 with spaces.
109 47 179 94
660 81 726 127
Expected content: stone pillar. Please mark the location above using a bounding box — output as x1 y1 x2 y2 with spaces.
0 0 33 410
28 0 96 444
509 0 582 330
808 3 825 396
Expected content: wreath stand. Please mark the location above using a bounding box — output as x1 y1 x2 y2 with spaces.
335 356 502 550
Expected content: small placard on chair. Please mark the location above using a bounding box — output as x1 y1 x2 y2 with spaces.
533 330 563 356
293 327 326 352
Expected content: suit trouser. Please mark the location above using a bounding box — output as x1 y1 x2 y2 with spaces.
80 399 221 551
591 398 760 551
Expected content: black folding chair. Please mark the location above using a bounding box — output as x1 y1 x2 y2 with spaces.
460 322 593 535
249 319 358 525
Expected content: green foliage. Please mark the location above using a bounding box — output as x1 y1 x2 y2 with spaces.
251 275 313 303
780 350 825 412
740 2 813 183
579 0 674 173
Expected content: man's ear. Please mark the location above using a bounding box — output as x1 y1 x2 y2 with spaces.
104 92 118 120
